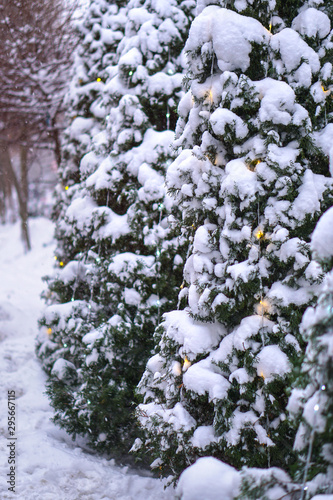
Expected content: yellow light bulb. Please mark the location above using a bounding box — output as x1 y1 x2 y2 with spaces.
321 84 331 95
96 77 102 82
255 229 264 240
248 158 262 171
65 186 69 191
59 261 64 267
47 328 52 335
260 371 265 379
269 23 272 32
54 256 58 260
257 299 270 316
183 356 191 372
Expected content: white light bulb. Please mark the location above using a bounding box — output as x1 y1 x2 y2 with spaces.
321 385 326 391
314 404 319 412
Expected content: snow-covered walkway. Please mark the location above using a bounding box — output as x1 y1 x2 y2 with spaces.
0 218 174 499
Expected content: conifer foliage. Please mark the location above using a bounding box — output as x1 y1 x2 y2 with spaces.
288 206 333 498
136 0 333 480
36 0 194 456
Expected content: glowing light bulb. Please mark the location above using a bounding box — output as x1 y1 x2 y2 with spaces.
183 356 191 372
59 261 64 267
65 186 69 191
156 249 161 257
260 371 265 379
208 90 213 102
71 297 74 302
257 299 270 315
47 328 52 335
269 23 272 31
96 77 102 82
321 385 326 391
54 256 58 261
249 158 262 171
129 71 133 76
255 229 264 240
63 343 67 348
314 404 319 412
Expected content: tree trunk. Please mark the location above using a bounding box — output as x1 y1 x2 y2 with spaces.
0 141 31 251
52 127 62 169
19 144 31 252
0 143 14 222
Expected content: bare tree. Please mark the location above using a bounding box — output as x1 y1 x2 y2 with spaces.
0 0 78 250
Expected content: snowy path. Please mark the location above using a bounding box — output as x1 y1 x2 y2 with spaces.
0 218 174 500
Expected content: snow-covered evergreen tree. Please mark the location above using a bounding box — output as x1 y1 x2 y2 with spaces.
287 206 333 499
52 0 126 254
136 0 333 480
36 0 194 456
36 0 128 443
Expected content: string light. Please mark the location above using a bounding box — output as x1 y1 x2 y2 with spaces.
129 71 133 76
158 203 164 211
47 328 52 335
248 159 261 171
156 249 161 257
96 77 102 82
183 356 191 372
65 186 69 191
257 299 270 315
314 404 319 412
321 385 326 391
260 371 265 379
255 228 264 240
54 256 58 261
59 261 64 267
180 282 185 290
63 343 67 348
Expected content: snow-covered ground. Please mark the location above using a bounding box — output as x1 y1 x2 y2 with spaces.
0 218 174 499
